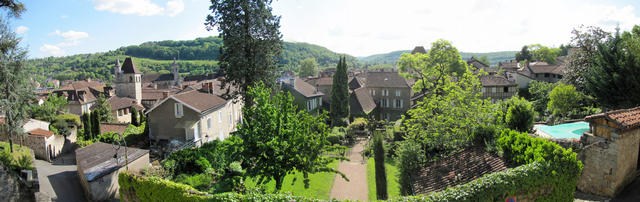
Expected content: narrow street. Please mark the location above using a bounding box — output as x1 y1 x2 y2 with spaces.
34 152 86 202
329 139 368 201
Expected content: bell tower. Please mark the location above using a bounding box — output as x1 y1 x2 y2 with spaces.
114 57 142 103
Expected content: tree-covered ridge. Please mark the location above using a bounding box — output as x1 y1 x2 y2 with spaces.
26 36 360 83
359 50 518 65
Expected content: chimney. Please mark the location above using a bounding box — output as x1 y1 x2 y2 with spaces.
153 83 157 89
162 91 169 99
86 78 91 82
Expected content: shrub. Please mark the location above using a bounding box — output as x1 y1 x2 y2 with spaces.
97 132 121 144
16 154 33 170
373 131 388 200
471 124 498 146
174 173 213 191
395 140 422 196
0 150 12 168
54 114 81 127
328 127 346 145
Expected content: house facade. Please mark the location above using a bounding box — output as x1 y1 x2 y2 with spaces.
104 96 145 123
279 77 324 113
52 80 106 115
365 71 411 121
146 88 242 149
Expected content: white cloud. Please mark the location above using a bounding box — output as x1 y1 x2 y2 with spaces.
60 15 68 19
272 0 640 56
92 0 184 17
39 44 65 57
15 26 28 34
52 30 89 41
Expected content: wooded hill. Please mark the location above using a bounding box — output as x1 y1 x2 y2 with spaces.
27 36 360 84
359 50 518 66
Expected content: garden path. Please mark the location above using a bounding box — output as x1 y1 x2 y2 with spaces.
329 139 368 201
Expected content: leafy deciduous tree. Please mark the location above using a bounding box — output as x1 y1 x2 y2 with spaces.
515 45 532 62
130 106 138 126
298 57 318 77
29 94 67 122
548 83 580 119
236 82 346 190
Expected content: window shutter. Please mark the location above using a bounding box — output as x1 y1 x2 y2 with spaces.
218 111 222 123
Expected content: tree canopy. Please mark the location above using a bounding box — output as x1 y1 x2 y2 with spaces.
297 57 318 77
205 0 282 106
548 83 580 119
29 94 68 122
235 82 346 190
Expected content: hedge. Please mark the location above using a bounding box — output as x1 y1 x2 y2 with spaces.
392 129 582 202
118 172 330 202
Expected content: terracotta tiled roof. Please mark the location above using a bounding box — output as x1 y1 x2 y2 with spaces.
585 107 640 130
172 90 228 113
479 75 517 87
365 72 410 88
106 96 145 111
27 128 54 138
412 147 509 195
100 123 128 135
350 87 376 114
120 57 141 74
529 65 563 74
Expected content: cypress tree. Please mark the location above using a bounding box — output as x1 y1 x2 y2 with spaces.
330 56 350 126
130 106 138 126
81 113 92 140
374 131 388 200
91 111 101 138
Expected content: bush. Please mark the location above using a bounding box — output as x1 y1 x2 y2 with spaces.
395 140 422 196
174 173 213 191
0 150 12 168
373 131 388 200
471 124 498 146
16 155 33 170
54 114 81 127
97 131 121 144
328 127 346 145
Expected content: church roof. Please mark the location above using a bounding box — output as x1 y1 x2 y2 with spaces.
120 57 141 74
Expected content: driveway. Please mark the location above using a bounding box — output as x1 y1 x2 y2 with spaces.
35 151 86 202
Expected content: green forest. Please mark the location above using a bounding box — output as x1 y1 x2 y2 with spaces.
26 36 360 84
359 50 517 65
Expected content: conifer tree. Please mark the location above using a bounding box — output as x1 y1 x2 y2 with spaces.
130 106 138 126
330 56 349 126
91 111 101 138
81 113 92 140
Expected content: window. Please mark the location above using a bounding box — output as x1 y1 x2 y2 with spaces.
395 90 401 97
219 130 224 140
174 103 183 118
117 109 121 116
386 98 390 107
218 111 222 123
504 87 509 92
544 73 550 77
319 97 322 106
394 99 403 108
382 90 389 96
193 123 200 140
381 99 388 108
207 118 211 129
371 90 376 96
491 87 496 93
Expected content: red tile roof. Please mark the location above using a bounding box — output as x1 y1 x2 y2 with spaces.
27 128 54 138
585 107 640 130
100 123 129 135
412 147 509 195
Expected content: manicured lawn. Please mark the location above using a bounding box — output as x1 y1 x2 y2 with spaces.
367 157 400 200
245 160 339 200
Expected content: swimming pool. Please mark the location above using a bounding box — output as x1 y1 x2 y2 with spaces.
535 121 589 139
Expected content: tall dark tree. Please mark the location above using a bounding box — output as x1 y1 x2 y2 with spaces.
90 111 101 137
515 45 531 62
130 106 139 126
330 56 349 126
0 3 32 152
205 0 282 106
582 26 640 109
373 131 388 200
81 113 92 140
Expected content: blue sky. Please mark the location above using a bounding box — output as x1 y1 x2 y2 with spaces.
10 0 640 58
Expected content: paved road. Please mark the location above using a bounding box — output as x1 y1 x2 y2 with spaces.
329 139 368 201
35 152 86 202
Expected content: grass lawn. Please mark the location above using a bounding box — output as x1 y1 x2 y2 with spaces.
245 160 339 200
0 141 33 163
367 157 400 200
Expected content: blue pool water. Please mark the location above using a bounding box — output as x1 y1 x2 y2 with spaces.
536 122 589 139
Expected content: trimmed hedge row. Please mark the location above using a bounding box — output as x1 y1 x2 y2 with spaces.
118 172 329 202
392 129 582 202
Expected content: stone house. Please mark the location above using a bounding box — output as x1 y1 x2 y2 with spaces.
104 96 145 123
0 118 75 162
578 107 640 197
279 77 324 113
365 71 411 121
76 142 149 201
145 87 243 149
51 79 106 115
467 58 517 102
141 59 182 89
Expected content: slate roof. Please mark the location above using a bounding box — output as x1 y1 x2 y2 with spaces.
120 57 141 74
100 123 129 135
479 75 517 87
76 142 148 182
27 128 54 138
106 96 144 111
348 77 365 90
183 73 216 82
142 73 173 83
412 147 509 195
350 87 376 114
585 107 640 130
53 80 106 104
498 61 519 70
282 78 323 98
172 90 228 113
365 72 410 88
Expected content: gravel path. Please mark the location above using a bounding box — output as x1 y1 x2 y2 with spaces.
329 139 368 201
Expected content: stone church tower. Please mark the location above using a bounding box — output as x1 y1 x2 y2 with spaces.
114 57 142 103
171 58 181 87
